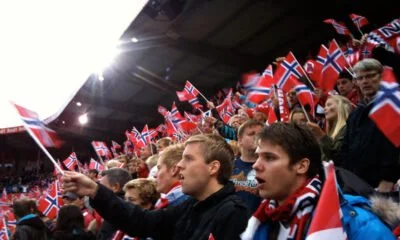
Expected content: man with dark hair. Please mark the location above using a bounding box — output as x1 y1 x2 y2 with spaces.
63 134 250 240
242 123 395 239
231 120 264 212
336 71 360 105
13 198 50 240
97 168 132 240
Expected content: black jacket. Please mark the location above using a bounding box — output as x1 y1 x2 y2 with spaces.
90 182 250 240
338 101 400 187
97 191 125 240
13 215 50 240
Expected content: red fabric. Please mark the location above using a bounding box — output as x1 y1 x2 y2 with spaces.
82 208 95 229
253 177 321 240
393 224 400 237
137 161 149 178
346 88 360 106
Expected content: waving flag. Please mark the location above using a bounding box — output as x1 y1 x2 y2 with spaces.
157 105 169 117
369 67 400 147
247 65 274 104
0 215 8 240
241 71 259 90
274 52 306 91
361 18 400 58
321 39 348 92
311 44 328 84
12 103 62 148
216 97 234 124
111 141 121 158
176 81 200 101
5 211 16 234
324 19 350 36
306 162 347 240
188 97 203 109
89 158 105 172
349 13 369 29
63 152 78 171
0 189 10 212
91 141 111 158
38 181 62 219
288 76 316 117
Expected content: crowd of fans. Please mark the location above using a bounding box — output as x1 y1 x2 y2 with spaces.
1 15 400 240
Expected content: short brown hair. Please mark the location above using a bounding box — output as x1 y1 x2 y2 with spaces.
237 119 265 138
123 178 160 206
185 134 234 184
258 123 322 178
159 144 185 168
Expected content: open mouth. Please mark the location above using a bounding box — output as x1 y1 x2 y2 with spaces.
255 177 265 184
179 174 185 181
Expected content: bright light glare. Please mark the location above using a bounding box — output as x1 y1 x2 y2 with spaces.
98 72 105 81
0 1 148 128
76 102 82 107
78 114 88 125
131 37 139 43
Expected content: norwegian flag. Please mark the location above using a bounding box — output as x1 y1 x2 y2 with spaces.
241 71 260 90
311 44 329 84
63 152 78 171
38 181 62 219
247 65 274 104
361 18 400 58
216 97 234 124
184 112 202 124
157 105 169 117
274 52 306 91
188 97 203 109
91 141 111 158
176 81 200 101
0 215 8 240
321 39 348 92
306 162 347 240
290 76 316 117
156 124 167 133
111 141 121 158
369 67 400 147
349 13 369 29
89 158 105 172
0 189 10 210
123 140 134 155
344 47 360 67
170 102 184 120
12 103 62 148
323 19 350 36
5 211 16 235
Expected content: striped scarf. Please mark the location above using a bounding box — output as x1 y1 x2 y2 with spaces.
155 182 184 209
241 177 322 240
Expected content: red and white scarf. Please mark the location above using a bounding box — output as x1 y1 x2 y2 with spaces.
155 182 184 209
241 177 322 240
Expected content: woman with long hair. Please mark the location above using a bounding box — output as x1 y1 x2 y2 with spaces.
307 95 352 165
52 205 95 240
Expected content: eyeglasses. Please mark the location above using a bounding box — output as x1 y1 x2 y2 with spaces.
355 72 379 81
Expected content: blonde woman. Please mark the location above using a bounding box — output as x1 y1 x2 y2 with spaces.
307 95 352 164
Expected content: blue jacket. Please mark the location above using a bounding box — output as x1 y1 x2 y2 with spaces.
251 194 395 240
